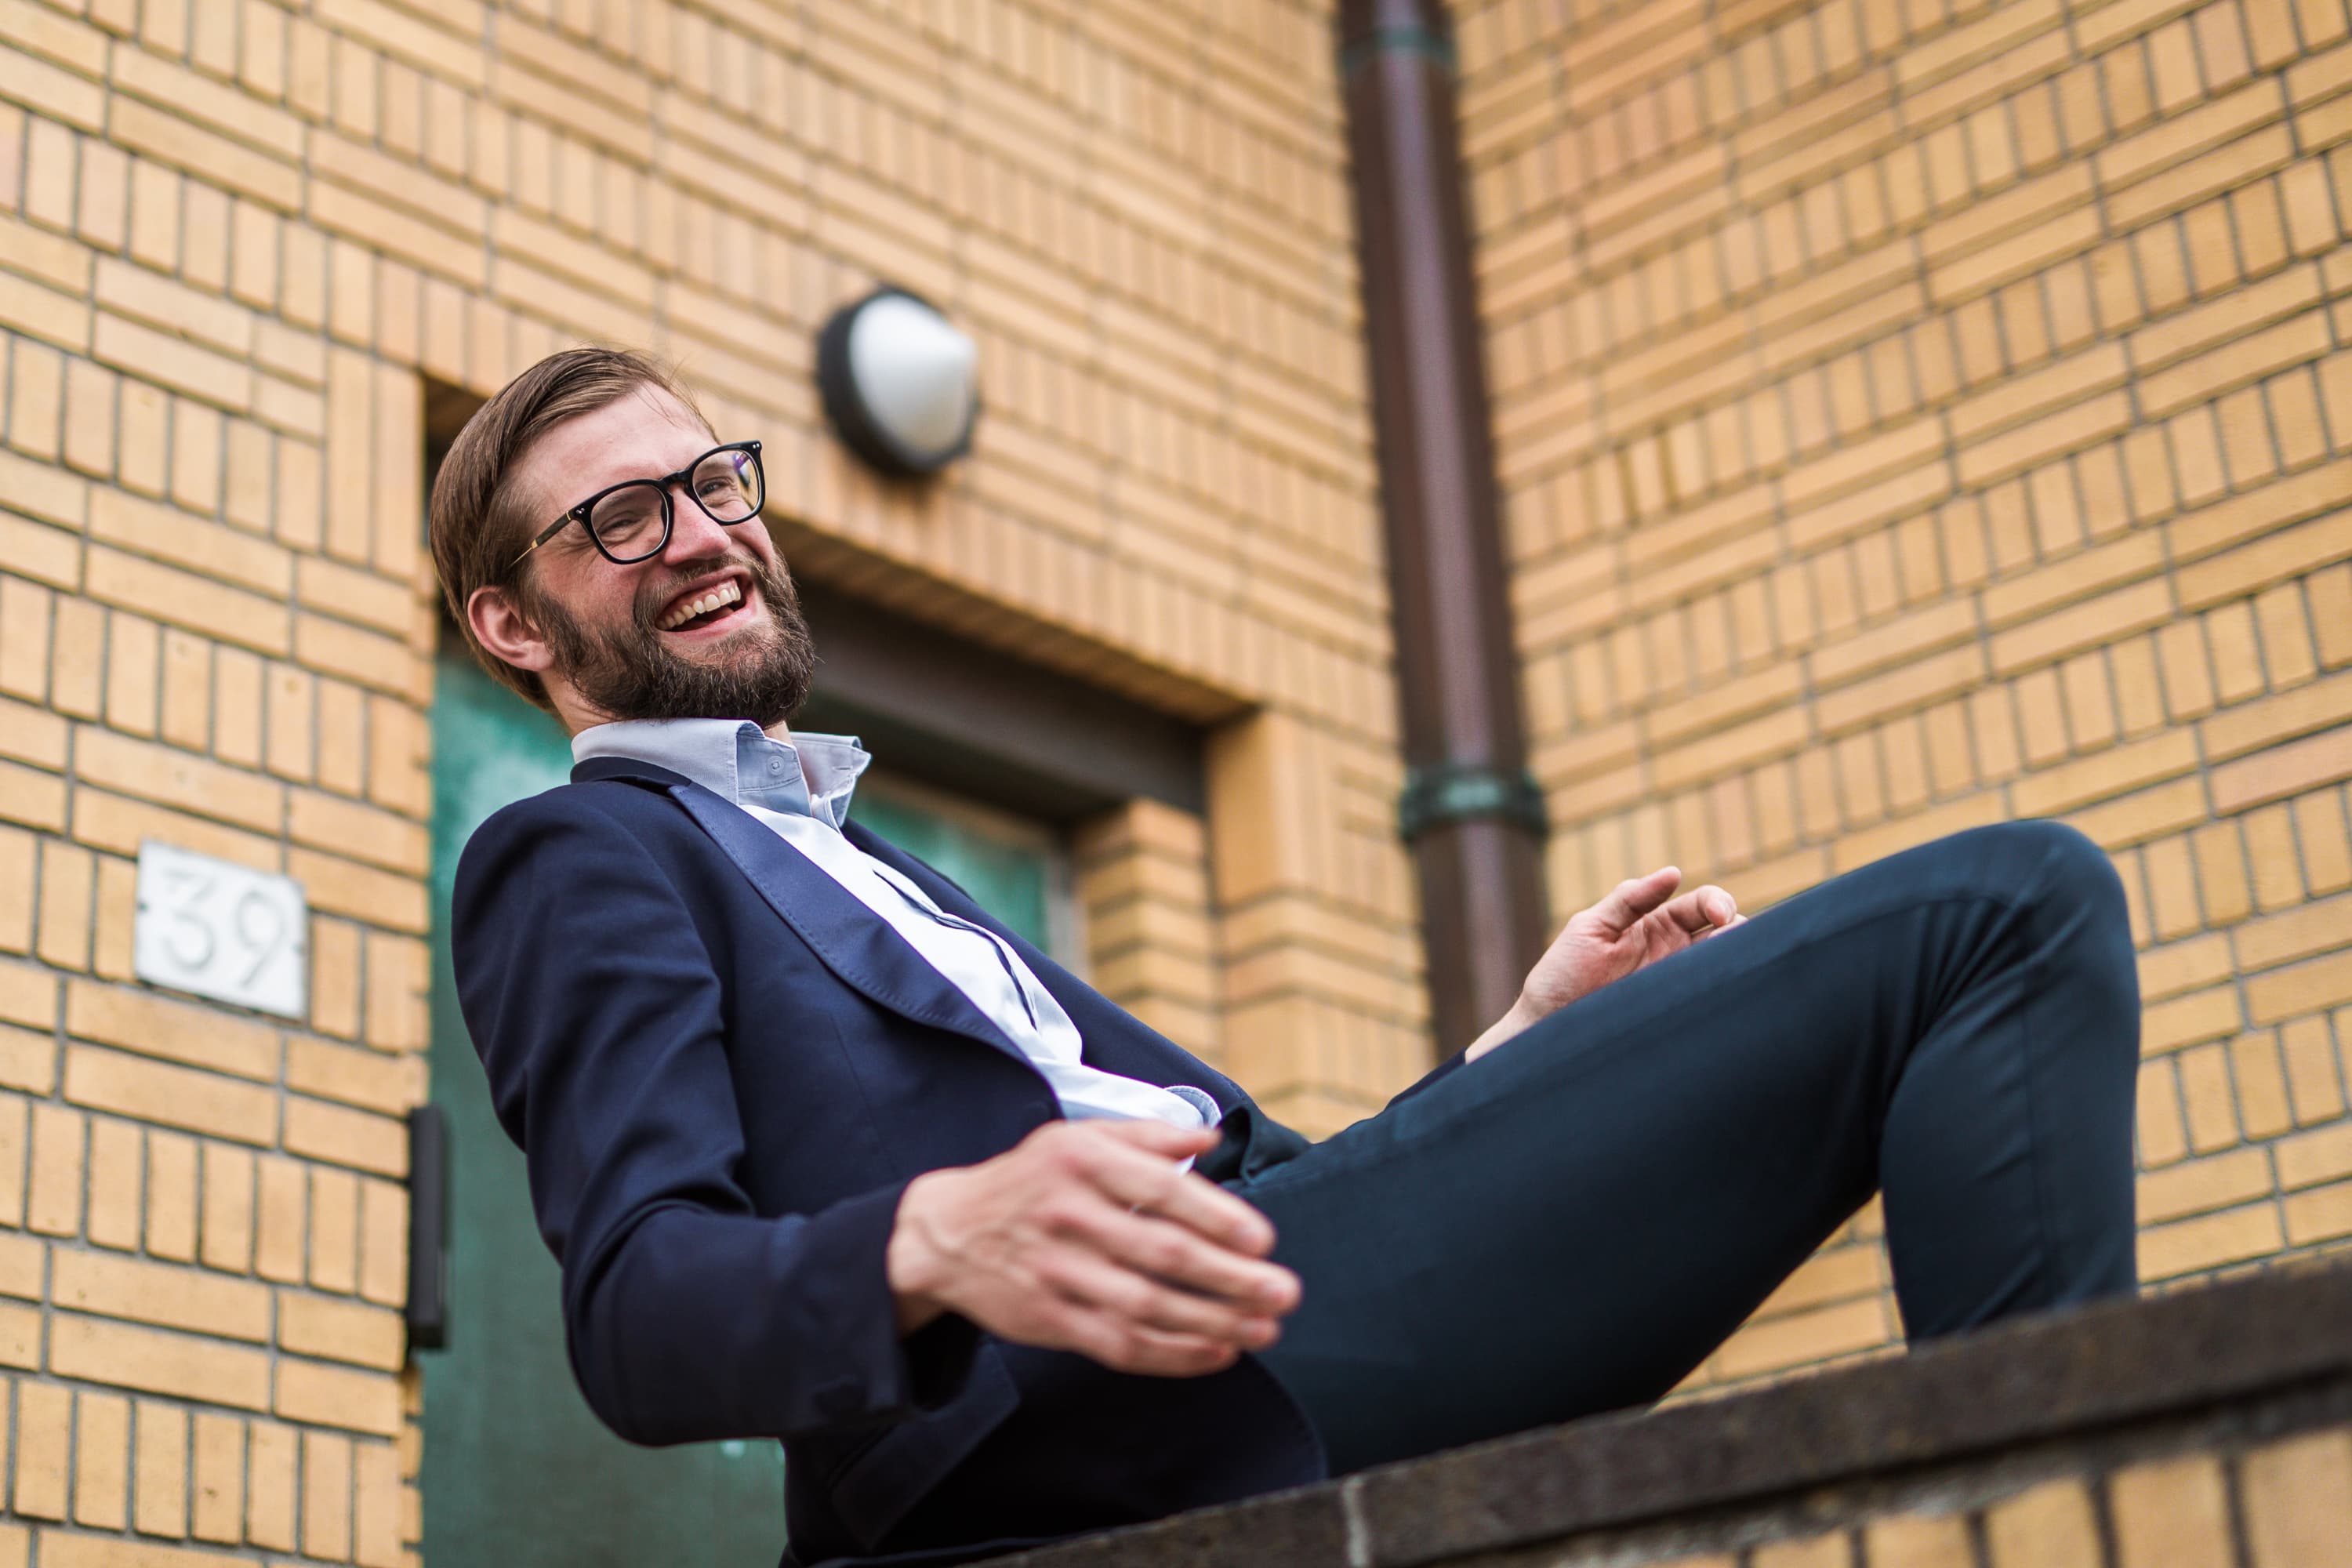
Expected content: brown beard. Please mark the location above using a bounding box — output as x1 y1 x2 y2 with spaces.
524 550 817 728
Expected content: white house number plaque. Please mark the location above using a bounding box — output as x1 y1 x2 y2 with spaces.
133 841 309 1019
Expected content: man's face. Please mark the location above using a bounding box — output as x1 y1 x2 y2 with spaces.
481 386 816 729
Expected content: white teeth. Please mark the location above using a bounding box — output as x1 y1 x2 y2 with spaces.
657 579 743 630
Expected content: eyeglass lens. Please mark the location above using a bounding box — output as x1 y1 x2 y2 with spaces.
587 448 764 561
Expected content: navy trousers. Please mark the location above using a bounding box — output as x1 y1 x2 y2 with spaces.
1233 820 2142 1475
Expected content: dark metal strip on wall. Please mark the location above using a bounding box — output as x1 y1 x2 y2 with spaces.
1338 0 1552 1057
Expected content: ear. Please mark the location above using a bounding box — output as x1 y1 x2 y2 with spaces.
467 583 557 675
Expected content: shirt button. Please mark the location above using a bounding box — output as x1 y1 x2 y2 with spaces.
767 757 784 773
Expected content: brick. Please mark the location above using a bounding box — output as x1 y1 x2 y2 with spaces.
35 837 92 969
2096 79 2286 192
2014 728 2203 815
14 1377 69 1519
2178 501 2352 608
66 979 279 1081
85 546 291 657
0 832 31 956
88 488 292 598
255 1154 305 1283
1957 392 2135 486
1714 1294 1893 1377
1951 343 2130 446
2137 1145 2274 1221
310 1162 359 1293
357 1177 406 1306
0 1303 35 1370
2234 1027 2297 1136
312 126 489 240
288 789 429 875
38 1531 257 1566
49 1313 270 1410
278 1290 404 1369
2237 892 2352 970
1985 1476 2102 1567
301 1428 353 1560
52 1249 270 1341
87 1114 140 1249
2248 949 2352 1021
292 612 414 696
0 1231 38 1297
275 1356 401 1436
93 314 254 412
2282 1016 2349 1125
1861 1512 1973 1568
2201 667 2352 761
1817 646 1994 738
1751 1532 1852 1568
189 1411 241 1544
2241 1428 2352 1568
2279 1120 2352 1189
2144 981 2245 1053
0 446 89 535
0 1094 26 1228
27 1099 83 1235
353 1437 401 1567
144 1127 197 1261
0 39 104 129
2285 1174 2352 1242
286 1036 421 1116
132 1399 188 1537
72 1388 129 1528
285 1094 407 1177
2139 1198 2288 1275
63 1044 278 1146
247 1417 296 1550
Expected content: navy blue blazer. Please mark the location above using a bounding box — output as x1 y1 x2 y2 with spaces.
450 758 1333 1565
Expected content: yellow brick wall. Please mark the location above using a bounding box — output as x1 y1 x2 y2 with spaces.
1640 1425 2352 1568
0 0 1422 1557
1458 0 2352 1392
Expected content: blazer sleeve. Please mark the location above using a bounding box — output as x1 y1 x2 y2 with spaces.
1385 1050 1467 1107
452 793 978 1447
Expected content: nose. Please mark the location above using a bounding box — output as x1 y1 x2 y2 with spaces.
659 481 742 562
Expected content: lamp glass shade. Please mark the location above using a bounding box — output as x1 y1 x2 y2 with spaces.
816 287 980 476
847 294 978 456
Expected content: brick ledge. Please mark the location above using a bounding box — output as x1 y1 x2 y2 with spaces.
1001 1258 2352 1567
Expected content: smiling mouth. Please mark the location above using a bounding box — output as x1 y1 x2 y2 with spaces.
655 578 746 633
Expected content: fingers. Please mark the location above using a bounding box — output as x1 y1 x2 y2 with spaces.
1053 1306 1246 1377
1657 884 1738 935
1583 866 1682 934
1074 1129 1279 1258
1084 1119 1221 1159
1081 1205 1300 1310
1040 1250 1283 1348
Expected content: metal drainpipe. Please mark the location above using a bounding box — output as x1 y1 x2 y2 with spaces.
1337 0 1551 1058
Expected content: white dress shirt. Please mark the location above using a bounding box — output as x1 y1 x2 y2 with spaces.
572 718 1217 1132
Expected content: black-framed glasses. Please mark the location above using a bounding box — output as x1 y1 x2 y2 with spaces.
510 441 766 568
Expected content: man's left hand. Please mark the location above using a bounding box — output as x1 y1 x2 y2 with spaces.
1466 867 1743 1061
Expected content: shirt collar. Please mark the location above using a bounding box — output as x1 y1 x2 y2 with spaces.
572 718 872 829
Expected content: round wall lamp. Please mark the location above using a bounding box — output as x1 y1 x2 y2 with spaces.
815 286 980 478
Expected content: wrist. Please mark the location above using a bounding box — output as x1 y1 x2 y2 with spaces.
1465 994 1545 1062
887 1173 951 1334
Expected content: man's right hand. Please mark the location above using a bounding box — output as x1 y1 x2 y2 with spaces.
885 1120 1301 1377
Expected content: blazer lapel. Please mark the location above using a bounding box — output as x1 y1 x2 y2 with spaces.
571 757 1038 1073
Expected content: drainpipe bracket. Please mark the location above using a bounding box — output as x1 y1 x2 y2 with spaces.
1338 24 1457 78
1398 763 1548 844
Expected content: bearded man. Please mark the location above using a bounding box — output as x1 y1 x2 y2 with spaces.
435 347 2143 1568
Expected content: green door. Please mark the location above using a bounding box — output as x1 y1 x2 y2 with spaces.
422 647 1067 1566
